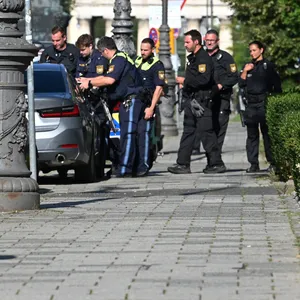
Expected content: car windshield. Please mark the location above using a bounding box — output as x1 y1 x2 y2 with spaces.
25 70 66 93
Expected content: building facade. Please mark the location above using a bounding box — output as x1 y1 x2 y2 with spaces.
68 0 234 54
26 0 69 44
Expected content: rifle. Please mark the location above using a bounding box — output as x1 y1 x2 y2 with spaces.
174 86 185 114
89 88 118 133
73 79 118 133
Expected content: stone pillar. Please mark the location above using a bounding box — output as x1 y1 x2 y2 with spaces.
158 0 178 137
0 0 40 211
137 19 149 56
112 0 136 58
105 19 113 37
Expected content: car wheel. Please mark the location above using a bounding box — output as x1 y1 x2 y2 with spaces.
95 129 107 179
74 147 97 183
58 168 68 179
96 154 105 178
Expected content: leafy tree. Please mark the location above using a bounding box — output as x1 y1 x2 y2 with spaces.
59 0 75 14
230 18 249 71
222 0 300 84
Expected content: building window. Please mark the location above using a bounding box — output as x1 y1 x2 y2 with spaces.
91 17 105 40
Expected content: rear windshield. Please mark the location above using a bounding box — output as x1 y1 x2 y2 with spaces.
25 70 66 93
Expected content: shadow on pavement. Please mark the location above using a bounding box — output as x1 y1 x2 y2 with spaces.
192 169 245 174
221 148 247 154
81 185 277 198
39 188 52 194
223 168 245 172
38 174 110 185
39 183 278 209
161 150 179 155
190 155 206 162
0 255 17 260
40 197 114 209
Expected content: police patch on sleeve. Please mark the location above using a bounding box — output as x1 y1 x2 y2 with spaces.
158 71 165 80
108 65 115 73
198 64 206 73
230 64 237 73
96 65 104 74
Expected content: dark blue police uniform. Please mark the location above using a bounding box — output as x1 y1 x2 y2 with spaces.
75 49 108 108
105 51 145 176
76 49 108 78
135 55 165 172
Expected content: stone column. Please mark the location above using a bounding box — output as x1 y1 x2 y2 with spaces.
0 0 40 211
112 0 136 58
158 0 178 137
105 19 113 37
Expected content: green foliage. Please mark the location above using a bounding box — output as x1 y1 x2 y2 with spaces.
92 18 106 40
279 112 300 198
222 0 300 82
230 18 249 71
266 93 300 181
282 78 300 93
59 0 75 14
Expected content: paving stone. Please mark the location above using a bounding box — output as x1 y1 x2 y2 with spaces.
0 123 299 299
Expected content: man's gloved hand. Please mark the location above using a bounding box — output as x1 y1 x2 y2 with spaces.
190 99 205 118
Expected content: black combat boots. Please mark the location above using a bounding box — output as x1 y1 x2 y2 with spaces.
246 164 260 173
167 164 191 174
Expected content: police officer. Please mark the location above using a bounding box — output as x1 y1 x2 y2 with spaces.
40 25 80 77
239 40 282 173
77 36 145 177
75 34 109 177
168 29 225 174
135 38 165 175
75 34 108 78
205 29 238 157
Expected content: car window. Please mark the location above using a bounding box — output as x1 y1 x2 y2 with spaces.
25 70 66 93
66 74 77 95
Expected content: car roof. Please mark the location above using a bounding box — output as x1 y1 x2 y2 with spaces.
33 63 67 72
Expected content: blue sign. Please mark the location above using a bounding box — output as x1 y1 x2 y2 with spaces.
149 27 159 45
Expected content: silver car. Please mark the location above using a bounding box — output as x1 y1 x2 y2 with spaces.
27 63 107 182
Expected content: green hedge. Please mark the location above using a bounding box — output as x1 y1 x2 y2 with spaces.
279 111 300 198
267 93 300 181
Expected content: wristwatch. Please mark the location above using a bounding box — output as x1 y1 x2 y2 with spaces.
88 80 93 89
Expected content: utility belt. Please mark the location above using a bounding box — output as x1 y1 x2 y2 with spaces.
247 93 267 103
193 90 213 108
137 87 153 107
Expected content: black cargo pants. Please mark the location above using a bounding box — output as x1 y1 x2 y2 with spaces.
177 101 223 167
244 101 273 165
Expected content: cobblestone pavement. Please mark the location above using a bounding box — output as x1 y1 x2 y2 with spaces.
0 122 299 300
